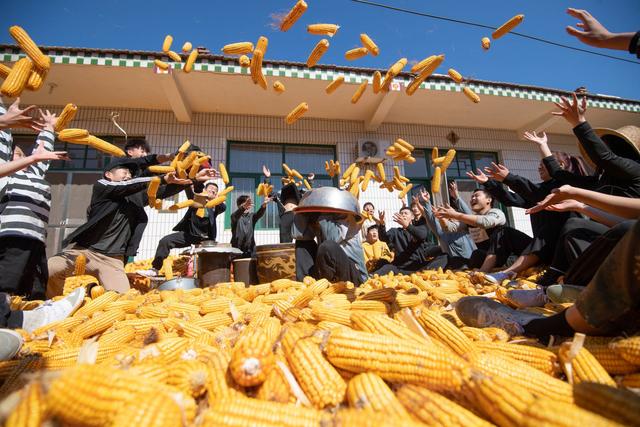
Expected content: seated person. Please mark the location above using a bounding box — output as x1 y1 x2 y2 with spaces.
362 225 394 272
231 194 270 258
360 202 378 239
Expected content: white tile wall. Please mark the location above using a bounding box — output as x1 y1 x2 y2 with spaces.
33 105 581 260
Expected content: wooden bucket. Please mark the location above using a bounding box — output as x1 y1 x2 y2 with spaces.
233 258 258 285
256 243 296 283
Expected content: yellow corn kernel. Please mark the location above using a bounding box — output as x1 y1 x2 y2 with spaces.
306 39 330 68
463 86 480 103
273 80 286 94
250 48 267 90
90 285 105 299
345 47 368 61
347 372 409 417
222 42 254 55
9 26 50 70
184 49 198 73
477 341 559 375
492 14 525 39
559 341 616 386
256 36 269 56
86 135 126 157
285 102 309 125
230 328 276 387
307 23 340 37
154 59 169 70
611 336 640 365
25 66 47 91
111 393 183 427
0 58 32 98
431 166 442 193
325 76 345 94
54 103 78 132
162 35 173 52
448 68 463 83
238 54 250 67
482 37 491 50
167 50 182 62
360 33 380 56
5 381 45 427
351 80 368 104
0 63 11 79
218 162 229 184
182 41 192 52
280 0 308 32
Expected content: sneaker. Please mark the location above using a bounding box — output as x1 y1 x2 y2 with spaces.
0 329 23 361
546 284 584 304
136 268 159 278
455 296 544 337
485 271 516 284
21 287 86 333
504 287 548 308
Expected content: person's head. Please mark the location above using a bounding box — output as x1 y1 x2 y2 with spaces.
12 145 25 161
124 139 151 158
205 181 218 199
363 202 375 215
105 166 132 182
470 189 494 213
410 202 422 219
399 206 414 222
366 224 379 243
237 195 250 208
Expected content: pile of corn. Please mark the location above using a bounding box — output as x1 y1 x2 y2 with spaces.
2 270 640 426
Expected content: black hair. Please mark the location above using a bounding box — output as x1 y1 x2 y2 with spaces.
236 195 249 207
205 182 219 189
472 188 495 207
124 139 151 155
363 202 375 210
366 224 379 233
399 206 412 214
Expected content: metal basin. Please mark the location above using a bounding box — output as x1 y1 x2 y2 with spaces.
294 187 362 221
158 277 197 291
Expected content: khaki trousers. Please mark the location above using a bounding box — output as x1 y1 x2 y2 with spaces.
47 245 130 298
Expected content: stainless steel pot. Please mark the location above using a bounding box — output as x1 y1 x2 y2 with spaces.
158 277 197 291
294 186 362 221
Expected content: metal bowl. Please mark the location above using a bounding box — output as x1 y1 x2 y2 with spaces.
157 277 197 291
294 187 362 221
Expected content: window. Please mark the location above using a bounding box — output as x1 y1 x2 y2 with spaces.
225 141 337 230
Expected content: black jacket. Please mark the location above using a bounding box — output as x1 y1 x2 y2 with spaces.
64 175 185 254
379 217 441 268
172 184 226 241
543 121 640 198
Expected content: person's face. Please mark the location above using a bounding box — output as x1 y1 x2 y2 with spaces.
12 146 25 160
538 160 551 181
366 228 378 242
126 146 148 158
400 209 414 222
206 184 218 199
364 204 374 215
411 204 421 218
470 191 491 213
106 167 132 182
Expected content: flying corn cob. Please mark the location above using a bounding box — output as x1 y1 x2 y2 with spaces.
219 163 229 184
372 71 382 94
431 147 439 161
398 183 413 199
492 14 525 39
250 49 267 90
410 55 442 73
162 35 173 53
431 166 442 193
167 50 182 62
307 24 340 37
325 76 345 94
345 47 368 61
351 81 368 104
147 165 175 174
463 86 480 103
280 0 308 32
360 170 374 192
86 136 125 157
256 36 269 56
163 258 174 280
441 149 456 170
177 140 191 153
406 55 445 96
306 39 330 68
25 66 47 91
169 199 195 210
184 49 198 73
154 59 169 70
57 128 89 142
205 195 227 209
74 254 86 276
9 26 51 71
481 37 491 50
182 42 192 52
0 58 32 98
222 42 254 55
448 68 463 83
381 57 407 90
54 103 78 132
285 102 308 125
360 33 380 56
376 162 386 181
273 81 286 93
239 55 250 67
147 177 160 207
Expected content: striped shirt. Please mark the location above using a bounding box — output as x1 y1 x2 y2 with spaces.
0 104 54 243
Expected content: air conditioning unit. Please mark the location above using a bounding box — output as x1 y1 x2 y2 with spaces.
355 139 389 164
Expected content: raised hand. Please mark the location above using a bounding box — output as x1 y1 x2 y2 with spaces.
243 196 254 211
552 93 587 128
434 204 458 219
377 210 386 224
262 165 271 178
523 131 548 146
195 168 218 182
545 199 585 213
262 196 273 207
165 172 192 185
419 187 430 204
392 212 411 229
32 140 69 162
466 168 489 184
39 109 57 132
565 9 618 49
0 98 43 131
484 162 509 182
526 185 576 214
447 181 458 200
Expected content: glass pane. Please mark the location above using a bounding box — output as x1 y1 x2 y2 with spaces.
258 178 282 230
404 150 428 178
47 173 68 224
451 151 473 178
67 146 87 169
285 146 335 176
473 152 498 174
229 143 281 174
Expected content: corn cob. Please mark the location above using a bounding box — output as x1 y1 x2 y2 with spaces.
326 76 345 94
476 341 559 376
194 312 234 330
351 300 389 313
492 14 525 39
280 0 308 32
169 199 195 211
346 372 409 416
25 65 47 91
573 382 640 426
166 50 181 62
371 70 383 94
177 140 191 153
441 148 457 170
306 39 330 68
167 359 210 398
222 42 254 55
345 47 369 61
611 336 640 365
415 309 478 360
381 57 407 90
104 299 139 313
53 103 78 132
524 398 620 427
162 35 173 52
256 36 269 56
111 392 184 427
326 328 470 392
181 41 192 52
360 33 380 56
85 135 125 157
257 355 296 403
307 23 340 37
351 80 368 104
0 63 11 79
250 48 267 90
411 55 442 73
406 55 445 96
448 68 463 83
89 284 105 299
58 128 90 142
273 80 286 94
350 312 427 345
559 341 616 386
285 102 309 125
482 327 510 342
184 49 198 73
281 325 347 408
230 327 276 387
9 26 51 70
619 372 640 388
481 37 491 50
98 324 135 346
154 59 169 70
397 183 413 200
1 58 32 98
72 309 125 341
396 384 495 427
239 54 251 67
4 381 45 427
0 355 42 397
461 326 492 342
463 86 481 103
75 291 119 316
432 166 442 193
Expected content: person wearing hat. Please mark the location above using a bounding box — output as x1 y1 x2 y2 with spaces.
293 187 368 285
137 179 226 277
46 158 194 296
0 103 59 300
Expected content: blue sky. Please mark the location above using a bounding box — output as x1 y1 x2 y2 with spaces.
2 0 639 99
